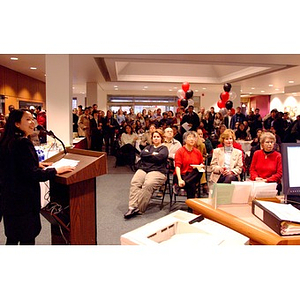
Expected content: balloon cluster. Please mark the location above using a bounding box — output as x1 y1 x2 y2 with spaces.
217 83 237 114
177 82 194 109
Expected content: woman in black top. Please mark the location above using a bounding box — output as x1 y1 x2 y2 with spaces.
124 129 168 219
0 109 74 245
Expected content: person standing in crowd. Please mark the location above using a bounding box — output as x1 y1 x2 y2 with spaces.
231 106 246 128
35 106 47 143
78 107 92 149
5 105 15 121
173 131 204 199
249 108 262 138
263 108 278 130
0 109 74 245
250 131 282 194
124 129 168 219
223 108 234 130
103 109 119 155
116 108 126 126
90 110 103 151
210 129 243 184
72 108 79 137
180 105 200 134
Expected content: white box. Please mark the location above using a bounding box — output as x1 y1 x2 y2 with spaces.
121 210 249 246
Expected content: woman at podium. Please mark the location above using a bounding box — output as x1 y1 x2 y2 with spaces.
0 109 74 245
124 129 168 219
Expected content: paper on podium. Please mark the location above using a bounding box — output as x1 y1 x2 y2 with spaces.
231 181 252 203
48 158 80 168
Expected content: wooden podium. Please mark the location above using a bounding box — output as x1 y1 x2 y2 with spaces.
41 148 107 245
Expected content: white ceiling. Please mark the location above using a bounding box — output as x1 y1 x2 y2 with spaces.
1 54 300 97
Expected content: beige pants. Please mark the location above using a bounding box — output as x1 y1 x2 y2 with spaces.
129 169 166 213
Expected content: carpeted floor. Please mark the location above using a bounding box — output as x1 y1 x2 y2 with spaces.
0 155 190 245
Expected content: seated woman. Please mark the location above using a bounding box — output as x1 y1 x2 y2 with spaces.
173 131 204 199
235 122 250 140
210 129 243 184
117 124 139 170
124 129 168 219
249 131 282 194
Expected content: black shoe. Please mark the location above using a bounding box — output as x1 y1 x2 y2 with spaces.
172 184 180 195
124 207 140 219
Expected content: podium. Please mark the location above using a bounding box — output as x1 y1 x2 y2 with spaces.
41 148 107 245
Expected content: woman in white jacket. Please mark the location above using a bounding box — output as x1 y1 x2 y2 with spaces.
210 129 243 183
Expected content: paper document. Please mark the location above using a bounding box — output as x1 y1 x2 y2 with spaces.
255 200 300 222
50 158 80 168
231 181 252 204
190 164 205 172
181 122 191 131
212 183 235 206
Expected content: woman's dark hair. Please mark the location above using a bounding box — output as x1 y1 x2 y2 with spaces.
0 109 27 149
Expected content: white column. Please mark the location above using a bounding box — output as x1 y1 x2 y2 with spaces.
86 82 98 107
45 55 73 147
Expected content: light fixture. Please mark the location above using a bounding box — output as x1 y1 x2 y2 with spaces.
261 90 265 93
30 67 37 70
269 84 273 87
288 80 294 84
251 87 255 90
10 57 18 61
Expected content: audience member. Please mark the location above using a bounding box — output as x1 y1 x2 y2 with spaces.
103 110 119 155
124 129 168 218
180 105 200 134
173 131 204 200
78 107 92 149
210 129 243 184
249 131 282 194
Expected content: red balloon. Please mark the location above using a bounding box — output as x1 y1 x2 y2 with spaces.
217 99 225 109
182 82 190 92
231 108 235 114
220 91 230 102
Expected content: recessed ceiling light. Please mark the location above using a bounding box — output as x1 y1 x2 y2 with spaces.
269 84 273 87
144 86 148 89
195 89 198 92
261 90 265 93
288 80 294 84
202 87 206 90
10 57 18 61
251 87 255 90
275 88 279 91
30 67 37 70
169 89 173 92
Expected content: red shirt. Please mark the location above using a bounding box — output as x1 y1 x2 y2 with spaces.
250 149 282 183
174 146 203 175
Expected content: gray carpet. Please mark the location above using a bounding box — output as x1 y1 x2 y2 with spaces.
0 155 189 245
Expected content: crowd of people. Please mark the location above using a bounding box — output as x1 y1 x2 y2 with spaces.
1 102 299 234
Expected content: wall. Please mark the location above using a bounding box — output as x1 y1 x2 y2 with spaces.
249 95 270 117
0 65 46 114
270 94 300 119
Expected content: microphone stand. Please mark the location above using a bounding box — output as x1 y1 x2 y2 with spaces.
49 130 67 155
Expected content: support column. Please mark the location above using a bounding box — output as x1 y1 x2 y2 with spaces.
86 82 107 112
46 55 73 147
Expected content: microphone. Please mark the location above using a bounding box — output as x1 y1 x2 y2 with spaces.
37 125 67 154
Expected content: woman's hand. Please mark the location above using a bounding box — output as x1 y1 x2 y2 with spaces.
178 178 185 187
55 166 75 174
39 162 53 169
255 177 266 182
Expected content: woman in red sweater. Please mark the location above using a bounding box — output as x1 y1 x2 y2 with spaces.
250 131 282 192
173 131 204 199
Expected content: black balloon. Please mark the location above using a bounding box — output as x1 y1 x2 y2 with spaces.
225 100 233 110
185 89 194 100
180 98 188 108
223 83 232 93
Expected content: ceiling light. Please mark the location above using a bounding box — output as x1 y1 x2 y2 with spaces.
202 87 206 90
251 87 255 90
269 84 273 87
144 86 148 89
30 67 37 70
10 57 18 61
288 80 294 84
261 90 265 93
